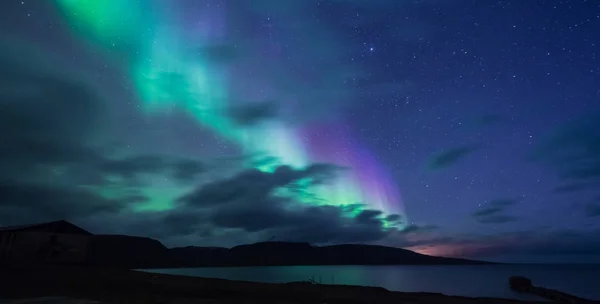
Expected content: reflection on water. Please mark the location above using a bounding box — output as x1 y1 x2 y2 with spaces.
146 264 600 301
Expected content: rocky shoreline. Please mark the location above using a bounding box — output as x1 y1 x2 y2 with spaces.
0 265 549 304
509 276 596 303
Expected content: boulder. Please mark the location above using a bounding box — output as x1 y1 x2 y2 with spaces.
509 276 533 292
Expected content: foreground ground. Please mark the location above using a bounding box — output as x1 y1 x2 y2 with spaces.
0 265 545 304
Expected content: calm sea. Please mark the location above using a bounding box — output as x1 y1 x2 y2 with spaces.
145 264 600 301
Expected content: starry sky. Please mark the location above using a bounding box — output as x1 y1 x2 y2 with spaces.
0 0 599 263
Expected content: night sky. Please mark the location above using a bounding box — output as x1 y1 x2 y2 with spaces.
1 0 599 263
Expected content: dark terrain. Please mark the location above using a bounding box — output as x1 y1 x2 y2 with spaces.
0 264 540 304
85 235 489 268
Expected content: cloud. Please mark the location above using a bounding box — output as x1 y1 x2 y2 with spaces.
428 145 480 170
100 155 167 180
0 33 390 248
0 37 105 182
0 68 204 183
179 164 342 207
552 182 595 194
0 180 129 226
96 156 206 185
385 214 403 224
0 35 212 228
530 110 600 183
172 164 396 244
472 198 521 224
584 201 600 217
0 9 420 249
402 224 438 233
530 109 600 216
171 159 206 183
228 101 279 126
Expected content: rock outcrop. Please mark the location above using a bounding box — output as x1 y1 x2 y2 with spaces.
508 276 594 303
508 276 533 292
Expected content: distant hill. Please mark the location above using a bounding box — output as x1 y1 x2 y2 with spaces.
166 241 490 267
85 237 489 268
86 235 171 268
168 246 229 267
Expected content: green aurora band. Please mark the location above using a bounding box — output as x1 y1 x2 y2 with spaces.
55 0 407 229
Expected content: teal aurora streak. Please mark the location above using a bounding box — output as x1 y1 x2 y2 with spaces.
55 0 407 228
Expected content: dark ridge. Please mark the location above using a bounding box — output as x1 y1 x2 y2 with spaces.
0 220 490 269
163 241 491 268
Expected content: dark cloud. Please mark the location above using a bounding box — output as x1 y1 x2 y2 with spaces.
0 36 211 228
95 155 206 184
171 159 206 182
0 65 204 183
428 145 480 170
100 156 167 180
530 110 600 217
171 164 395 244
228 101 279 126
472 198 521 224
402 224 438 233
385 214 403 224
472 207 503 217
355 209 384 225
271 205 391 244
0 37 105 181
179 164 342 207
0 37 152 227
584 203 600 217
552 182 594 194
0 180 127 226
530 110 600 183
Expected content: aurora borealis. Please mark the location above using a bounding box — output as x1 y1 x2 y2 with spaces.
1 0 599 263
54 0 406 225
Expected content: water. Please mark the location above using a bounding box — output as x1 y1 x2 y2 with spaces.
145 264 600 301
